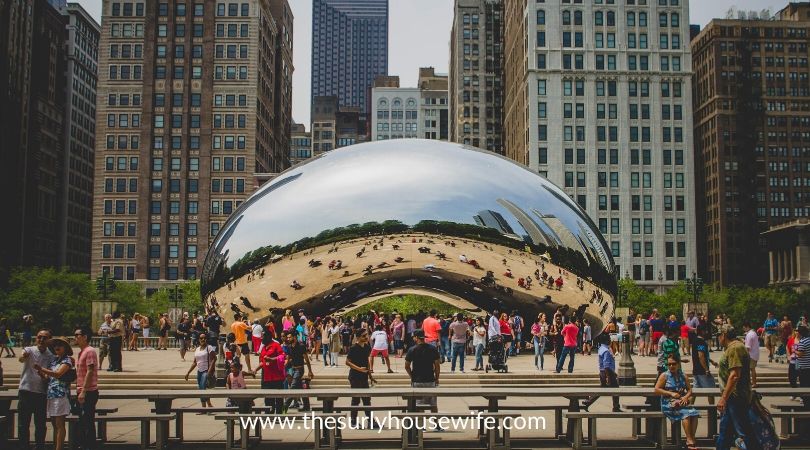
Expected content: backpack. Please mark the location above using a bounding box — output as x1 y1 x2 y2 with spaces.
639 319 649 334
738 391 781 450
513 316 522 333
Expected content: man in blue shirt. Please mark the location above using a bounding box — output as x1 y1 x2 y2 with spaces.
763 312 779 363
581 333 621 412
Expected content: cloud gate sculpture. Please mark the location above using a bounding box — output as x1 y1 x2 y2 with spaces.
201 140 616 332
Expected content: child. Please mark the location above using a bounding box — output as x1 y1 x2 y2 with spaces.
226 362 253 407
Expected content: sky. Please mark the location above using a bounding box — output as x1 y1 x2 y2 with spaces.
77 0 788 125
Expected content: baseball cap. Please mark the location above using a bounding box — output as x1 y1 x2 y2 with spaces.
413 329 426 339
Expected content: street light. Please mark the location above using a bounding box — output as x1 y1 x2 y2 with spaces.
685 271 703 312
658 270 664 295
95 268 116 300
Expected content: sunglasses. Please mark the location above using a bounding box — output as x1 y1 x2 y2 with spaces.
36 335 50 340
74 333 85 337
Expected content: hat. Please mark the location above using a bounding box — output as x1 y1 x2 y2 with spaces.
718 324 737 339
413 329 426 339
49 338 73 356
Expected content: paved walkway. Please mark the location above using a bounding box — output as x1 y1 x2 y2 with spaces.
1 345 790 448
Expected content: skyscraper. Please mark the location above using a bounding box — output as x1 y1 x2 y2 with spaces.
370 68 449 142
91 0 293 284
503 0 697 289
311 0 388 118
692 3 810 286
449 0 504 154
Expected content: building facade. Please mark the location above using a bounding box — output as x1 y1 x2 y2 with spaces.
371 68 449 141
58 3 100 272
692 3 810 286
91 0 293 282
503 0 697 288
449 0 504 153
289 123 312 165
311 0 388 117
762 219 810 292
311 96 362 158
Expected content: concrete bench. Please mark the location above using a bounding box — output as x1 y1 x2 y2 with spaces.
769 409 810 438
625 402 716 441
564 411 669 450
66 413 175 450
468 403 567 438
391 411 519 450
153 406 237 442
215 413 345 450
7 406 118 442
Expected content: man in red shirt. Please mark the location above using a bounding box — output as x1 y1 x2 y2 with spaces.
421 310 442 354
555 316 580 373
256 333 285 413
74 325 99 449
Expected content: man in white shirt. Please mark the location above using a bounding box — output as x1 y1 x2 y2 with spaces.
488 309 501 340
743 322 760 387
369 324 394 374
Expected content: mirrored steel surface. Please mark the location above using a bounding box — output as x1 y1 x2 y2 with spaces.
201 140 616 331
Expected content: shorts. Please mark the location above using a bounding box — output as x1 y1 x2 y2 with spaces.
765 334 778 347
370 348 389 358
501 334 512 343
99 341 109 359
651 331 663 344
47 396 70 418
142 328 150 338
412 381 437 407
393 339 404 350
239 343 250 354
693 374 717 389
750 359 758 369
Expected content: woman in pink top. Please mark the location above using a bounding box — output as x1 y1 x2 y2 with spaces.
226 362 251 407
282 310 294 332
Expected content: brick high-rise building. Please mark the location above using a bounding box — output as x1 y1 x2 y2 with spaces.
91 0 293 283
58 3 100 272
311 0 388 117
311 96 362 158
693 3 810 286
503 0 697 289
449 0 504 153
289 123 312 165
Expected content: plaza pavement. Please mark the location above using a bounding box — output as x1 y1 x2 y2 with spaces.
1 344 790 448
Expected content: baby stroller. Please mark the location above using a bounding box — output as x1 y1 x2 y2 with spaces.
485 336 508 373
774 342 788 364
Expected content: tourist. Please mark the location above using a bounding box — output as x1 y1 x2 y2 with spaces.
691 326 717 395
251 320 263 355
369 324 394 374
788 327 800 400
679 320 690 355
282 310 295 333
716 324 758 449
205 309 224 344
657 325 686 375
422 310 442 359
340 320 353 354
327 318 340 366
449 313 469 373
510 311 524 356
185 334 216 408
319 319 331 365
256 332 285 413
555 316 579 374
581 334 620 412
637 314 649 357
311 318 323 361
796 324 810 440
74 326 99 450
0 318 15 357
129 313 141 351
176 316 192 362
283 330 313 412
649 312 665 355
685 310 700 352
763 312 779 363
405 329 441 421
21 314 34 347
604 317 619 355
780 315 794 350
108 312 124 372
531 314 547 370
97 314 112 370
158 313 171 350
742 322 760 388
140 313 151 350
391 314 405 358
18 328 54 450
655 355 699 450
405 314 417 349
439 315 451 361
35 337 73 450
582 319 592 355
549 314 563 360
225 361 250 408
230 314 253 372
472 318 487 371
345 329 375 428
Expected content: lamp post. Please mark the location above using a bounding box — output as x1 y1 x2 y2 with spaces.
685 272 703 314
616 271 636 385
657 270 664 295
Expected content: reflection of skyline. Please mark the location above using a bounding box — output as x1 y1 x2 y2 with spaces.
577 223 612 268
496 199 557 247
474 209 520 241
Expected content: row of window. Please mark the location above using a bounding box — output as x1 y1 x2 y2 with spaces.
109 44 143 59
149 200 199 215
155 44 204 59
156 23 205 38
105 135 139 150
536 79 682 97
598 217 687 235
104 178 138 193
145 267 197 281
110 3 144 17
538 147 683 166
539 102 683 121
107 113 140 128
151 179 199 193
108 65 142 80
607 241 688 258
151 157 201 172
147 244 198 259
538 9 679 28
537 125 684 143
210 178 246 193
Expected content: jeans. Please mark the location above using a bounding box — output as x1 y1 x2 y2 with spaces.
261 380 284 414
284 368 311 410
451 342 466 371
196 370 209 405
510 332 522 355
716 395 760 450
349 375 371 425
555 345 576 373
77 390 99 450
440 336 450 360
474 343 484 369
533 337 545 369
108 336 122 371
584 370 620 410
322 344 330 366
18 389 47 449
799 367 810 441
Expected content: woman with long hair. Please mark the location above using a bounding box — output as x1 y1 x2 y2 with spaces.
35 338 73 450
654 356 699 450
531 313 547 370
499 313 513 359
185 334 216 408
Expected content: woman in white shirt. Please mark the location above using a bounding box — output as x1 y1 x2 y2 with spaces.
472 318 487 371
185 334 217 407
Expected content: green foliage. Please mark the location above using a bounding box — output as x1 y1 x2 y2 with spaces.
0 267 95 334
621 278 810 325
348 294 468 318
